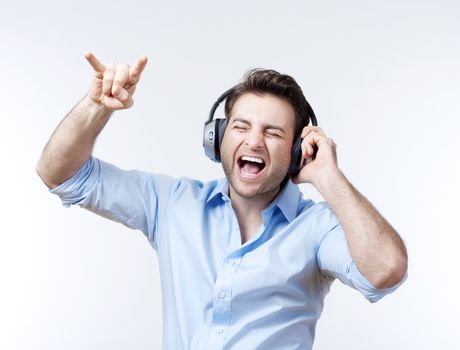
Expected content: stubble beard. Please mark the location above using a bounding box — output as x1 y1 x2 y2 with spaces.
221 157 288 201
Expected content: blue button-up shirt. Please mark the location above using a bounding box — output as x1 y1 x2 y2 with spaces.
51 157 403 349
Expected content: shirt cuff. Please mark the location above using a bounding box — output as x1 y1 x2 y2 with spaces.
49 156 100 207
350 262 408 303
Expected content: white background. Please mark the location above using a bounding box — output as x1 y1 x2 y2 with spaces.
1 0 459 349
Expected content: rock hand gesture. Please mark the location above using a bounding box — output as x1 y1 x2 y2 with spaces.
84 52 148 110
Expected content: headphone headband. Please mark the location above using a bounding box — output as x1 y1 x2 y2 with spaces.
207 88 233 123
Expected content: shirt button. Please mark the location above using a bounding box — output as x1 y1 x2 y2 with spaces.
216 328 224 334
219 291 226 299
230 260 236 265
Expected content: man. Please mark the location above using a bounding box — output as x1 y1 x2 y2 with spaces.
36 53 408 349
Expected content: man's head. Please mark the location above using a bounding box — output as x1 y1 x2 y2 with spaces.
220 92 294 202
224 68 313 141
219 68 312 203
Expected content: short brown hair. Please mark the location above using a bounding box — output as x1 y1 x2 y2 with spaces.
224 68 315 138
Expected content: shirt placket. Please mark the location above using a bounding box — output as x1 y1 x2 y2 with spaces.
206 256 241 348
206 200 242 349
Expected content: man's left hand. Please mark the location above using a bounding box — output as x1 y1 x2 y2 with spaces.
291 126 341 186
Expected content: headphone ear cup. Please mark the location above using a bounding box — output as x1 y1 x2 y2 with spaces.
203 118 228 163
215 118 228 162
289 136 303 176
203 120 218 162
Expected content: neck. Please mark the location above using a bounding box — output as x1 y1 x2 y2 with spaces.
228 185 281 243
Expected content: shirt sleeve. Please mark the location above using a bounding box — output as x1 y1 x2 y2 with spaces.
315 203 407 303
49 156 179 249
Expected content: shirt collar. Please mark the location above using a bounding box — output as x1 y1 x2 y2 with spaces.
206 177 230 204
206 177 301 222
265 179 300 222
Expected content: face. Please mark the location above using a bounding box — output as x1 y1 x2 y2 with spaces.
220 92 295 203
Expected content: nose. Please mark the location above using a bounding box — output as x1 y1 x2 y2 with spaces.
244 129 264 149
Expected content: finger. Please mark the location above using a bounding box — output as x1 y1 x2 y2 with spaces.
300 154 314 169
301 139 315 158
299 145 314 169
127 84 137 95
127 55 148 85
112 86 130 102
306 142 315 157
112 63 129 95
103 62 116 96
84 52 106 74
315 126 325 136
299 134 320 169
302 132 325 156
102 94 134 110
301 126 313 139
87 75 103 101
304 133 336 156
301 125 324 138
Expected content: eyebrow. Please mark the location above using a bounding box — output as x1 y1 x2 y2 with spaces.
231 117 287 134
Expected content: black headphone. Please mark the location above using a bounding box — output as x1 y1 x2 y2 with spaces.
203 88 318 176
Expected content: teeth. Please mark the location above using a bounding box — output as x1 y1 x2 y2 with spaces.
241 156 264 164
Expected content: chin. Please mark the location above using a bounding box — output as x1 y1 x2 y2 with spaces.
233 187 260 199
230 178 280 201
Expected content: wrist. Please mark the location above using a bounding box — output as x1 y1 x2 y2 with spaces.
68 95 113 134
81 94 111 115
71 95 112 121
313 167 349 198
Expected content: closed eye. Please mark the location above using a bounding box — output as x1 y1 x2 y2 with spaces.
231 118 250 130
265 131 282 138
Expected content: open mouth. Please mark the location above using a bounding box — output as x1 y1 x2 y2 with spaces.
237 155 266 178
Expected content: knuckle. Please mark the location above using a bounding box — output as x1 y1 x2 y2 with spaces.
113 77 125 86
130 71 140 80
120 91 130 101
125 98 134 108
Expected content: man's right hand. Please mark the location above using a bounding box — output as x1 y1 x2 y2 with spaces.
84 52 148 110
36 52 148 189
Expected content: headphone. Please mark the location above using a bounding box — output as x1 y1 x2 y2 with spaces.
203 88 318 176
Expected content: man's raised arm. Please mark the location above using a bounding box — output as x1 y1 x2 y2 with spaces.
36 52 148 189
293 126 408 290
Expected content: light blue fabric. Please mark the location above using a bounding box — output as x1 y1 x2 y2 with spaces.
51 156 405 350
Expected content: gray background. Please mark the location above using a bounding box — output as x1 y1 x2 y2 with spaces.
1 0 459 349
